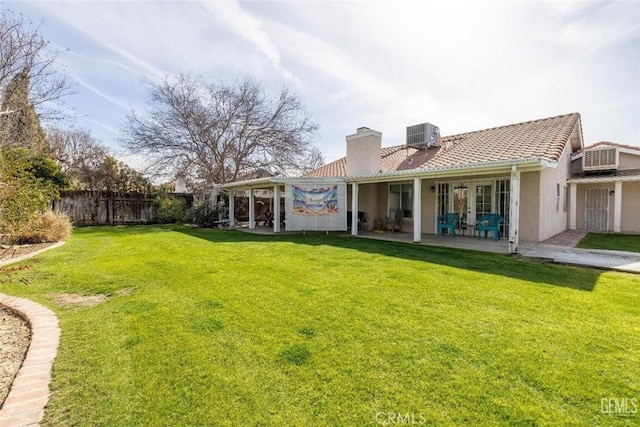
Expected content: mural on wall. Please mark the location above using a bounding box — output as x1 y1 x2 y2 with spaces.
292 185 339 216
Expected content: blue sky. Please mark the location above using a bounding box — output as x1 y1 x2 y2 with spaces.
7 0 640 168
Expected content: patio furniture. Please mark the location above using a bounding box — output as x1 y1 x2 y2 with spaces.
476 213 503 241
255 211 274 227
437 213 458 238
386 209 403 232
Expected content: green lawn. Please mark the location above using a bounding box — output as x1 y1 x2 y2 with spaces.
1 226 639 426
577 232 640 253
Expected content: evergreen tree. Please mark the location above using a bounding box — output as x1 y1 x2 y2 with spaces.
0 68 46 152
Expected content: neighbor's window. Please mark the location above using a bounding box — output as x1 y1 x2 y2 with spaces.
389 183 413 218
556 183 560 212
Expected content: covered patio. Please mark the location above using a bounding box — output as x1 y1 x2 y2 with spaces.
236 225 538 254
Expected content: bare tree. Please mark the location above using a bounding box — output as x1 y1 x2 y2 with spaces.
0 9 73 127
45 127 152 193
121 74 322 188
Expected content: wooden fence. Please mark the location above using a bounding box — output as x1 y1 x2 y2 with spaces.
52 191 155 226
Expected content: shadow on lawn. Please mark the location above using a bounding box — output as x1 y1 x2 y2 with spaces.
174 227 600 291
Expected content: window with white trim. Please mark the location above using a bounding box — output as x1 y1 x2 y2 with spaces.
389 183 413 218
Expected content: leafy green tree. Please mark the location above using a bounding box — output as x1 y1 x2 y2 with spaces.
28 151 69 190
0 146 58 242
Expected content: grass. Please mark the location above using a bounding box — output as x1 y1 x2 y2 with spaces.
1 225 639 426
577 232 640 253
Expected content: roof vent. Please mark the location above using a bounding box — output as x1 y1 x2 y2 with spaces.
406 122 441 148
583 147 618 171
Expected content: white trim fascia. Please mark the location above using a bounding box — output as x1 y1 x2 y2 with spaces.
216 176 345 190
567 175 640 184
347 157 549 184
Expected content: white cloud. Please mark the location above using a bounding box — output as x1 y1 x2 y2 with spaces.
198 0 298 83
6 0 638 163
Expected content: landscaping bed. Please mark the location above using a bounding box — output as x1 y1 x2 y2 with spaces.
0 306 30 405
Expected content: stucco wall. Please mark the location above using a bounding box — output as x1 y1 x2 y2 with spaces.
346 130 381 176
619 152 640 170
356 183 379 231
519 171 540 242
621 181 640 233
421 179 437 234
537 143 572 241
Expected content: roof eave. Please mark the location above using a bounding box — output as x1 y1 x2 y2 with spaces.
347 157 552 184
215 176 346 190
567 175 640 184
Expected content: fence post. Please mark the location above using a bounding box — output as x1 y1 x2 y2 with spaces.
108 192 114 225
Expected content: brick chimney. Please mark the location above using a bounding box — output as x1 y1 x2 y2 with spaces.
346 127 382 176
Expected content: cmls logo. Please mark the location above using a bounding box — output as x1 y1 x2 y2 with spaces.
375 412 427 425
601 397 638 416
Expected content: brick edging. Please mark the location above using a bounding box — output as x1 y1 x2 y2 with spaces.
0 294 60 426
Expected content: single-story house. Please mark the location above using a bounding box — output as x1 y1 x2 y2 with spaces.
216 112 640 253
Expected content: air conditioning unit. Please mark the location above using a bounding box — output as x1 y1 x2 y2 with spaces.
583 147 618 171
406 122 441 147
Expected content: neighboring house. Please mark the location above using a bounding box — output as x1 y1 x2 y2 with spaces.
568 142 640 234
216 112 638 252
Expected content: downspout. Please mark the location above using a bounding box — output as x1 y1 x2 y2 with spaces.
509 165 520 254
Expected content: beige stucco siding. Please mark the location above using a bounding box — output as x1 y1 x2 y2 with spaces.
356 183 379 231
621 181 640 233
519 171 540 242
420 179 437 234
537 143 572 241
619 152 640 169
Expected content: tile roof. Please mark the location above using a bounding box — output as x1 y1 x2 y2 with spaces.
305 113 581 178
577 141 640 153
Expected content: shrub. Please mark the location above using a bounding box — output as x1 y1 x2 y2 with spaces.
0 146 59 243
11 210 73 244
184 201 220 228
153 194 186 223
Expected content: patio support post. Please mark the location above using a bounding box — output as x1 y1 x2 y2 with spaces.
273 185 281 233
413 177 422 243
569 183 577 230
249 188 255 230
351 183 359 236
509 165 520 254
229 190 235 227
614 180 622 233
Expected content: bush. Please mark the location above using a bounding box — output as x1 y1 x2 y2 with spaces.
0 146 59 242
153 195 186 223
184 202 219 228
11 210 73 244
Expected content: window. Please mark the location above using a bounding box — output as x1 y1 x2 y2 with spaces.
389 183 413 218
556 183 561 212
495 179 510 237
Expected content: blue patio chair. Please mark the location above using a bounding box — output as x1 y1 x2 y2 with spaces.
437 213 458 238
476 213 503 241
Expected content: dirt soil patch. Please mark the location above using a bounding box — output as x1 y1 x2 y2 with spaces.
50 293 110 308
0 242 58 263
0 306 30 406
